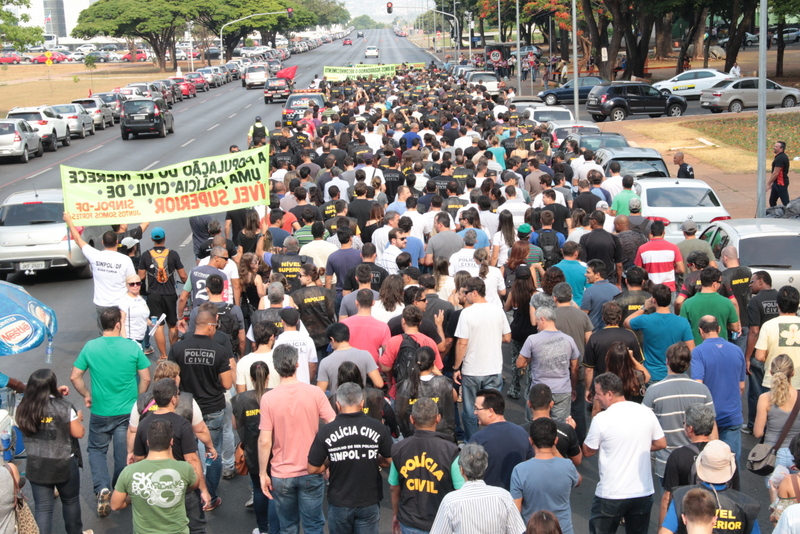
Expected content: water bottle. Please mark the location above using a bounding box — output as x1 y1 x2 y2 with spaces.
1 430 11 462
44 336 53 364
205 454 213 467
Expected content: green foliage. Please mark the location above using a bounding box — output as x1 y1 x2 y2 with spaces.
682 114 800 156
351 14 385 30
0 0 44 50
72 75 80 83
83 55 97 70
245 37 254 46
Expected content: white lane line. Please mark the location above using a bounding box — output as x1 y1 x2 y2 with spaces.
207 123 219 131
180 233 193 247
181 138 195 147
200 99 208 103
245 103 252 109
87 145 103 153
228 113 237 118
26 167 52 180
141 160 160 171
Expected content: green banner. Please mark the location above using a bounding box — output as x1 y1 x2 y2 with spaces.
60 147 270 225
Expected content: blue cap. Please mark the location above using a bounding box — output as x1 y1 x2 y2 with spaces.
151 227 165 240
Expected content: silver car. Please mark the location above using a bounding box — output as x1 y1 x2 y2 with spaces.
52 104 95 138
72 97 115 129
197 67 223 88
700 77 800 113
0 189 89 278
0 119 42 163
699 218 800 290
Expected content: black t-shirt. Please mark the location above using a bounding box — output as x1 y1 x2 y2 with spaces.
320 200 338 221
542 203 570 237
583 326 643 374
383 169 405 203
343 262 390 293
133 411 197 461
573 191 599 214
289 203 323 223
307 412 393 508
291 285 337 347
747 288 779 329
614 290 652 320
226 208 249 242
395 375 456 440
452 167 473 191
139 247 184 295
271 253 312 292
677 162 695 178
231 390 268 473
236 231 262 255
168 334 232 414
198 237 237 260
722 266 752 328
442 309 463 370
347 199 374 232
663 441 740 493
579 229 624 283
773 151 790 186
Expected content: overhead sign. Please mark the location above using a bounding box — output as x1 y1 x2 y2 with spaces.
60 146 270 225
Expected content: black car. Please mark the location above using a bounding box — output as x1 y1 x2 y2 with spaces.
558 132 630 153
264 77 293 104
585 81 687 122
120 97 174 140
357 31 364 38
282 92 325 126
156 79 183 103
225 62 241 79
202 47 221 60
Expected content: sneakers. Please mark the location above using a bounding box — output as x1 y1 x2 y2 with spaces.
222 468 237 480
203 496 222 511
742 426 753 435
506 385 520 400
96 488 111 518
143 346 155 355
245 494 254 508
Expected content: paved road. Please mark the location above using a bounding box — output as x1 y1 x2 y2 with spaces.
0 28 775 534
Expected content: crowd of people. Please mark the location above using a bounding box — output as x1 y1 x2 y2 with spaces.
0 63 796 534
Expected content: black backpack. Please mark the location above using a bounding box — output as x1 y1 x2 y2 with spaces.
537 229 563 269
216 303 240 355
393 334 420 384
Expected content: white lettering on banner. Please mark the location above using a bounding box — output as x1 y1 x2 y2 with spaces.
129 469 187 508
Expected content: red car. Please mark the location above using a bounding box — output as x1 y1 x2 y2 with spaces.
184 72 210 92
343 39 352 45
169 77 198 98
122 50 148 62
31 52 67 64
0 53 23 64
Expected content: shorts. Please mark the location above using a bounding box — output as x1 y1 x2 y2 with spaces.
147 293 178 326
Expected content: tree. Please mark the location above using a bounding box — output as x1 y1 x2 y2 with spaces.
1 0 44 50
351 15 384 30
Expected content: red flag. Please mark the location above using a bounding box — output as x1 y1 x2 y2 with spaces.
88 88 92 97
276 65 297 80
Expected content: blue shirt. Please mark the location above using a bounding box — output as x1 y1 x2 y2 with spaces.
401 131 421 149
580 280 621 331
553 259 588 306
457 228 490 250
691 337 746 427
629 313 694 382
404 236 425 268
510 457 579 534
268 227 291 248
469 421 533 490
386 201 407 215
530 229 566 248
591 187 612 205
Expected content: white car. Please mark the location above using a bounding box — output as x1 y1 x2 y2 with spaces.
76 44 97 53
634 179 730 243
651 68 731 97
365 46 379 58
718 32 758 47
523 105 575 124
6 106 70 152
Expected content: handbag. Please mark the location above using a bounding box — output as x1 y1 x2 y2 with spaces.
747 393 800 475
234 442 248 476
4 464 39 534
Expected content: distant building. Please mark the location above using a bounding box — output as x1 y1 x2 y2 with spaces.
42 0 67 37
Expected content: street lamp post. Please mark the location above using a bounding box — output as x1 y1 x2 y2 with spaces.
219 11 289 64
188 21 194 72
515 0 520 89
571 0 579 118
454 0 460 57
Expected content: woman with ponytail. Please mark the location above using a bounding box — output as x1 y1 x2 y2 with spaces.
472 247 506 308
394 346 457 441
754 354 800 472
329 361 399 437
231 361 279 534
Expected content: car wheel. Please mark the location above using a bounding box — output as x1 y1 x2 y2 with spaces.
18 146 29 163
62 130 71 146
100 58 107 62
782 96 796 108
48 138 58 152
78 124 87 139
168 121 174 134
668 104 684 117
90 123 96 135
12 60 18 65
159 123 167 138
544 94 557 106
746 40 753 47
265 97 270 104
121 131 129 141
98 119 105 130
591 114 607 123
34 141 43 158
610 107 627 121
729 100 744 113
710 109 723 114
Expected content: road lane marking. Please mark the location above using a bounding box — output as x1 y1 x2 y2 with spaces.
245 104 252 108
207 124 219 131
181 138 195 147
87 145 103 153
26 168 52 180
180 233 193 247
229 113 237 118
141 161 160 171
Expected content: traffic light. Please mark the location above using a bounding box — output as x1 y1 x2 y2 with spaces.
387 2 393 13
287 7 294 18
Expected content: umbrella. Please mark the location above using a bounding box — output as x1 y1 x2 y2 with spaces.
0 281 58 363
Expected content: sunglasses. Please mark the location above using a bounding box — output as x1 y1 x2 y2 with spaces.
128 282 142 287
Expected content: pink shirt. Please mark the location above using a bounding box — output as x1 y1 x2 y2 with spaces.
259 381 336 478
634 238 683 291
342 315 392 363
379 332 442 398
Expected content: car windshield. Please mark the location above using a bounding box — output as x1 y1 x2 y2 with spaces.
7 112 41 121
0 203 63 226
52 105 76 114
96 94 116 103
579 135 629 150
74 100 97 108
740 236 800 269
123 101 155 114
616 159 669 177
249 66 266 72
645 187 720 207
0 124 15 135
711 80 735 89
554 126 601 139
533 110 573 122
171 78 185 83
187 74 201 79
287 96 322 109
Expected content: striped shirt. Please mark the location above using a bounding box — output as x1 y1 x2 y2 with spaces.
429 480 526 534
642 374 715 477
634 238 683 291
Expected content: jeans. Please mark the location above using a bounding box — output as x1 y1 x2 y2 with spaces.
461 373 503 440
731 326 748 354
203 408 225 500
185 488 206 534
30 457 83 534
571 378 587 443
718 424 742 465
327 503 381 534
249 471 280 534
87 413 129 494
271 474 325 534
589 494 654 534
400 524 430 534
222 400 235 471
748 358 767 428
551 392 572 423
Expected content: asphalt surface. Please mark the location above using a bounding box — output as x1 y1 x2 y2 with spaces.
0 28 776 534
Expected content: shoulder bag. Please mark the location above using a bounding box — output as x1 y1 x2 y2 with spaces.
3 464 39 534
747 393 800 475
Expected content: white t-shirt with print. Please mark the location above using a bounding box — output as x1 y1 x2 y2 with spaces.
82 245 135 307
274 330 317 385
454 302 511 376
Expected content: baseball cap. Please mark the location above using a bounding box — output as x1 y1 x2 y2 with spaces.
515 265 532 280
681 220 698 233
695 440 736 484
400 267 421 280
629 198 642 213
597 201 609 209
517 223 532 236
255 116 262 122
120 237 139 248
151 227 165 241
363 152 374 162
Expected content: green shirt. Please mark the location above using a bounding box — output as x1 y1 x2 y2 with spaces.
679 291 739 345
115 458 196 534
294 225 328 247
611 189 639 216
74 337 150 417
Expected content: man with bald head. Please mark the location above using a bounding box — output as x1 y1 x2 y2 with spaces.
614 215 647 271
673 152 694 178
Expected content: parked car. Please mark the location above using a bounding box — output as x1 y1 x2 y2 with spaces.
121 49 148 62
0 53 23 64
523 105 575 124
465 71 501 95
586 81 687 121
651 68 731 97
202 47 221 60
216 65 232 83
365 46 379 58
700 77 799 113
6 106 70 151
85 51 113 63
118 87 144 98
635 179 730 243
558 132 630 153
197 67 223 88
699 219 800 289
127 82 161 98
31 52 68 63
0 119 42 163
120 97 174 140
594 147 670 178
718 32 758 47
94 92 126 122
76 44 97 53
72 97 115 129
774 28 800 43
66 51 85 62
156 79 184 102
149 81 175 106
545 121 601 147
185 72 210 92
51 104 94 138
264 77 293 103
243 65 268 89
225 62 241 80
537 76 609 106
168 77 197 98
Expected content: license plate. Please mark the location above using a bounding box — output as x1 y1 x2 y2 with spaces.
20 261 45 270
133 114 146 120
588 98 596 104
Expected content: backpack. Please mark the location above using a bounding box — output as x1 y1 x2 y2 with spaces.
685 442 702 485
393 334 420 384
537 229 562 269
150 248 171 284
216 302 240 355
